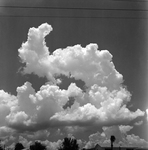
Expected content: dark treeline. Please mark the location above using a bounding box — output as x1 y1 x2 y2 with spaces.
0 135 116 150
0 137 80 150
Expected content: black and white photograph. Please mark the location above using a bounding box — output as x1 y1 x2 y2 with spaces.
0 0 147 150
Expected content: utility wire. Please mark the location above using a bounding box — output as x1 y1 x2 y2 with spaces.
0 5 148 12
0 15 147 19
0 5 147 19
113 0 148 3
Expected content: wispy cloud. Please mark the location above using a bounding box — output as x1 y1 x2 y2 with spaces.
134 120 143 126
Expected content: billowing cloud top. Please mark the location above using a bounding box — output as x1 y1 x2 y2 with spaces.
4 23 145 131
0 23 147 148
18 23 123 90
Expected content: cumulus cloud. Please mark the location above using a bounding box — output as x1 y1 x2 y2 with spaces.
119 125 133 134
17 24 145 129
27 130 50 140
0 90 17 126
0 23 146 146
5 82 65 131
3 81 143 132
18 23 124 90
42 139 62 150
102 126 124 142
18 136 32 148
89 131 107 146
0 126 14 138
50 84 144 127
87 125 148 148
134 120 143 126
2 23 144 131
126 134 148 148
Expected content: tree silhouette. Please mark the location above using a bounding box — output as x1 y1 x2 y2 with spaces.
0 140 4 150
30 141 46 150
58 137 79 150
0 147 3 150
110 135 116 150
0 144 3 150
14 142 24 150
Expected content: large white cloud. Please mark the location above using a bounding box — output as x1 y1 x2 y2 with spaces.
2 80 143 132
5 82 65 131
16 23 145 130
0 23 146 146
50 85 144 127
18 23 123 90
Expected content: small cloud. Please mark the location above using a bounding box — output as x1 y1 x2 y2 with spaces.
126 134 148 148
41 139 62 150
102 126 124 142
146 109 148 121
134 120 143 126
119 125 133 134
0 126 14 138
18 136 32 148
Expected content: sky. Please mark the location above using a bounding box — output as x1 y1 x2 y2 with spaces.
0 0 148 149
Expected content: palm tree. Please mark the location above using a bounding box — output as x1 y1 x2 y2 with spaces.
110 135 116 150
58 137 79 150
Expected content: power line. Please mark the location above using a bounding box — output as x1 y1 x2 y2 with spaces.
0 5 148 12
0 15 147 19
113 0 148 2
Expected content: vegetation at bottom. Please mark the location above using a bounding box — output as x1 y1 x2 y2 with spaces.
0 135 117 150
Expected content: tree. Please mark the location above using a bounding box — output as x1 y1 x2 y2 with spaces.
0 144 3 150
14 142 24 150
58 137 79 150
30 141 46 150
0 140 4 150
0 147 3 150
110 135 116 150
